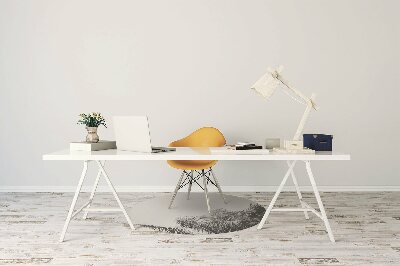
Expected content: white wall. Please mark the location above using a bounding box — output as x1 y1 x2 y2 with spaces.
1 0 399 190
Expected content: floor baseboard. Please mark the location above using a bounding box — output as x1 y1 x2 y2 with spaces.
0 186 399 192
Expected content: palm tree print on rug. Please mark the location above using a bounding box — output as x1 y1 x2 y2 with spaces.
128 193 266 234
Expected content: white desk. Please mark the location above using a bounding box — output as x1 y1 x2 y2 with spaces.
43 148 350 242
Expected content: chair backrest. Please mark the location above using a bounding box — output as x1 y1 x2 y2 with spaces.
169 127 226 148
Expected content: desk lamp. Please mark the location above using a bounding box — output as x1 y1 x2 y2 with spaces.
251 66 317 153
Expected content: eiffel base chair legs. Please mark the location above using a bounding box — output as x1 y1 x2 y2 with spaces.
168 168 226 213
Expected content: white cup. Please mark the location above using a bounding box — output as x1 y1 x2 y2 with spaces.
265 138 280 149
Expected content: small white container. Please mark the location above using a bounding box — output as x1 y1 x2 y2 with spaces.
265 138 281 149
284 140 304 150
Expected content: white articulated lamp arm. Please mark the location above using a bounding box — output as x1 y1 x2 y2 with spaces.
293 93 317 141
275 74 312 107
272 71 318 141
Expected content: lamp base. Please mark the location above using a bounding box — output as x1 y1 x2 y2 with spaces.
272 147 315 154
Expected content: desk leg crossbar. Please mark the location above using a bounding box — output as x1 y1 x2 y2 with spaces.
59 160 134 242
257 160 335 242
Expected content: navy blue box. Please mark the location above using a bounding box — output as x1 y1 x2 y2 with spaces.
303 134 333 151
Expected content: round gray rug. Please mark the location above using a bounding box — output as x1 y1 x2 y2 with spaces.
128 193 265 234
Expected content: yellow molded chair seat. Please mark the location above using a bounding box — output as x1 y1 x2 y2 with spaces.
167 127 226 170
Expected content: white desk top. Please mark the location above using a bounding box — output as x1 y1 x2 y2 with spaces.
43 148 350 161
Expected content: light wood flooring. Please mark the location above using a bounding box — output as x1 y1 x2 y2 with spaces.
0 192 399 265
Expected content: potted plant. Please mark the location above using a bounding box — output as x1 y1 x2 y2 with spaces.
77 112 107 143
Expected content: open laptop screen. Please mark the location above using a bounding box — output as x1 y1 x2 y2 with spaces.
113 116 153 152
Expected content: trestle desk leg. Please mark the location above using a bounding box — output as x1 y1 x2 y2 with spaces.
60 160 88 242
305 161 335 242
257 161 296 230
96 160 135 231
287 160 309 220
83 161 105 220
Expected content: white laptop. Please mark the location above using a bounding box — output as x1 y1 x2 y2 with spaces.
113 116 175 153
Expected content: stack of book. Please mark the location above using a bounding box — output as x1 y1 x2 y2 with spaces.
210 146 269 154
235 142 263 150
70 140 117 151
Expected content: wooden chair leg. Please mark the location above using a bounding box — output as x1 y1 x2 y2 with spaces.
187 170 193 200
210 168 227 204
168 171 185 209
202 170 211 213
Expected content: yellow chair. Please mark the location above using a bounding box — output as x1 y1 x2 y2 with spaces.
167 127 227 213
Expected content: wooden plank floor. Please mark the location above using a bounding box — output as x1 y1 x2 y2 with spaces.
0 192 399 265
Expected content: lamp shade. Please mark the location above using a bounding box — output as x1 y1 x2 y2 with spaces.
251 66 313 107
250 66 283 99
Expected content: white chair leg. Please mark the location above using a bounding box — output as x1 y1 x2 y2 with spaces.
202 170 211 214
210 168 227 204
287 161 309 220
305 161 335 242
83 161 105 220
257 161 296 230
187 170 193 200
60 161 88 242
169 171 185 209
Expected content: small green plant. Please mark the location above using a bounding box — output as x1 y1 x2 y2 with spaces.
77 112 107 128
